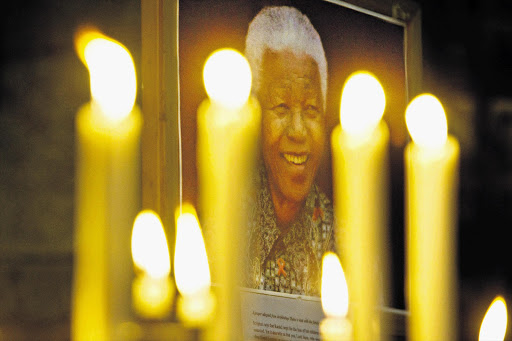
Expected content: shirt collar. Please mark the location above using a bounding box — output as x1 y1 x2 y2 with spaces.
252 166 318 268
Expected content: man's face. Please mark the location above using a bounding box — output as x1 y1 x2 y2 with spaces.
258 49 326 204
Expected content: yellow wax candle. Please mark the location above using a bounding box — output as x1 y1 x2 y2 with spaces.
320 252 353 341
404 94 460 341
72 29 142 341
131 210 174 319
331 71 389 341
196 48 261 341
174 204 216 328
479 296 508 341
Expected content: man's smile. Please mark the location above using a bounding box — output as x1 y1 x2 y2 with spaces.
283 153 309 165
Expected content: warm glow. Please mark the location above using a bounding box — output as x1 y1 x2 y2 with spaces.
405 94 448 149
132 276 173 319
479 296 508 341
174 204 211 296
321 252 349 318
339 71 386 137
203 48 252 110
75 28 137 122
131 210 171 279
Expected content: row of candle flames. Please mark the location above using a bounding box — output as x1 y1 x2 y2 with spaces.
73 29 507 340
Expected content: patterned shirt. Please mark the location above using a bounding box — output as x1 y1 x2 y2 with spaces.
242 167 337 297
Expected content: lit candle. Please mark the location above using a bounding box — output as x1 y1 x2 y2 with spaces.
196 48 261 340
331 71 389 341
404 94 460 341
174 204 215 327
131 210 174 319
72 29 142 341
479 296 508 341
320 252 352 341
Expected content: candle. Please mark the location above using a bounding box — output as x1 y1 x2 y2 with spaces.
196 48 261 340
479 296 508 341
130 210 174 319
72 29 142 341
331 71 389 341
174 204 215 327
404 94 460 341
320 252 352 341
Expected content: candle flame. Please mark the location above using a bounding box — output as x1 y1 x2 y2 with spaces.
131 210 171 279
321 252 349 318
339 71 386 138
75 28 137 122
405 94 448 149
174 204 211 297
479 296 508 341
203 48 252 110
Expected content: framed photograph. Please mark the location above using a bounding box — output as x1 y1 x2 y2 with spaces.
141 0 421 338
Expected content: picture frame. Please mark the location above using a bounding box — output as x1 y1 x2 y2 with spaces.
141 0 421 337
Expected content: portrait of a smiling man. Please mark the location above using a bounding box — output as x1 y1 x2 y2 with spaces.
179 0 408 300
241 6 336 297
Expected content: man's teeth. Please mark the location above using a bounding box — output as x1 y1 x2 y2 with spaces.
284 154 308 165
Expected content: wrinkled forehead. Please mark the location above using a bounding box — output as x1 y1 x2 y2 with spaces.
259 49 322 92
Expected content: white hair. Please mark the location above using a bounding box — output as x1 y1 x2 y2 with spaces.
245 6 328 110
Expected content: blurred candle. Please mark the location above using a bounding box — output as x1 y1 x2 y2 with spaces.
131 210 174 319
331 71 389 341
196 48 260 341
479 296 508 341
405 94 459 341
72 29 142 341
320 252 352 341
174 204 215 327
197 48 261 340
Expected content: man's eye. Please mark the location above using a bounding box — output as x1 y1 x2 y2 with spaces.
272 103 289 114
305 105 320 117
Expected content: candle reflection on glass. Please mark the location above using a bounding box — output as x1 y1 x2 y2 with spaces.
131 210 174 319
479 296 508 341
405 94 459 341
320 252 352 341
174 204 215 327
72 28 142 341
331 71 389 341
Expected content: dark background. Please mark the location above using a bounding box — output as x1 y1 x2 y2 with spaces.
1 0 511 339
